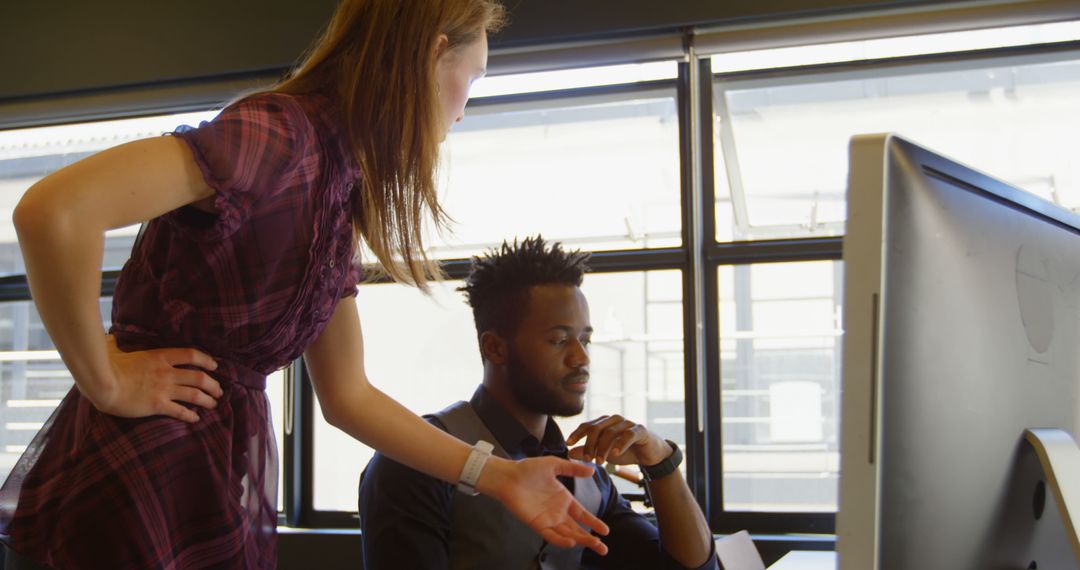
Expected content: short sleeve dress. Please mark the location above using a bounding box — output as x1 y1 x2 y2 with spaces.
0 91 362 569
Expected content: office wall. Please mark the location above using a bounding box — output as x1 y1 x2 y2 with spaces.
1 0 337 101
0 0 964 103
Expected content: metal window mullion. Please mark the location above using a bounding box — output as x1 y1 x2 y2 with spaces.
0 270 120 302
299 362 316 526
282 359 303 526
308 510 360 529
708 237 843 265
675 35 712 516
687 40 707 463
284 358 316 527
712 76 751 238
464 79 677 112
692 54 729 532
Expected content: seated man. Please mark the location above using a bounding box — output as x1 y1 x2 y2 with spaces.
358 236 718 569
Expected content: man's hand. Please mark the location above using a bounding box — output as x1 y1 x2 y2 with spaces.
566 415 672 467
570 417 715 568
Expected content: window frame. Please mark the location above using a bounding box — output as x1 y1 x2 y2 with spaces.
700 37 1080 532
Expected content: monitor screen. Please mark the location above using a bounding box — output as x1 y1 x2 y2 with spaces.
837 134 1080 569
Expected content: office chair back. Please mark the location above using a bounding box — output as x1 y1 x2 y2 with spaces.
715 530 766 570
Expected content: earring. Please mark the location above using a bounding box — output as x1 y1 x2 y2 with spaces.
436 83 441 95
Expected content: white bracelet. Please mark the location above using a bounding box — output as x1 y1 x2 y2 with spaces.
457 440 494 496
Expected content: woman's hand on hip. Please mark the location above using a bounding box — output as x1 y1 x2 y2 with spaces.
86 335 223 423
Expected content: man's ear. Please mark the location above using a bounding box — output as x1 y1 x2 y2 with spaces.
480 330 508 365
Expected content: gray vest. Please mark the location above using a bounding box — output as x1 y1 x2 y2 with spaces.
433 401 604 570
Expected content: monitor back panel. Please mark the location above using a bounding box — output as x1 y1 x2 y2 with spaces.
839 134 1080 569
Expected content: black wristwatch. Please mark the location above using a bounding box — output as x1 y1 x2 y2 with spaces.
640 440 683 482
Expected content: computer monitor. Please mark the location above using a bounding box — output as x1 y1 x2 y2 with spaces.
837 134 1080 569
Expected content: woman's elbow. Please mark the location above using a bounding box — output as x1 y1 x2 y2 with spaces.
314 374 373 431
13 184 57 240
13 180 73 238
319 398 346 429
13 185 41 235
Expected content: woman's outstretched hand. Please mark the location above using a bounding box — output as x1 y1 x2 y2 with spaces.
84 335 223 423
480 455 610 555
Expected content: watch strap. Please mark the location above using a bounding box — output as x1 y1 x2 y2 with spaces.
641 440 682 482
457 440 494 496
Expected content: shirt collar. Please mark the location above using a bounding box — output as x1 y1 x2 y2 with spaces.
470 385 568 458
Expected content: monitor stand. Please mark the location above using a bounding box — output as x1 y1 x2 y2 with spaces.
981 428 1080 568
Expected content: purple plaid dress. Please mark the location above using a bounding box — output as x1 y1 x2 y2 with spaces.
0 91 361 569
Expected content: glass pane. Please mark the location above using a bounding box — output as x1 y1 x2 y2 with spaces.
0 297 287 512
266 368 286 512
421 92 682 260
473 61 677 98
0 298 113 482
718 261 842 512
713 53 1080 241
710 20 1080 73
313 270 685 512
312 280 477 512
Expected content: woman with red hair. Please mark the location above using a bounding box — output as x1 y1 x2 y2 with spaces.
0 1 608 567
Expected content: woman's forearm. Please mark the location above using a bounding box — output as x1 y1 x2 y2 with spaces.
14 187 115 404
304 297 513 493
322 381 509 490
13 138 217 408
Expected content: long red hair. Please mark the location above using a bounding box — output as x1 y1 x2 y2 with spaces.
276 0 506 290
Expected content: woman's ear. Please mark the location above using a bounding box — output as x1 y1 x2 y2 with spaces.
480 330 508 365
433 33 449 58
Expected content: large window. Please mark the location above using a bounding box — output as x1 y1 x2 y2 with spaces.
700 18 1080 533
0 112 215 485
312 62 686 517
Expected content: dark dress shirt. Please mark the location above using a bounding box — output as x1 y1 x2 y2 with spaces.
358 386 719 569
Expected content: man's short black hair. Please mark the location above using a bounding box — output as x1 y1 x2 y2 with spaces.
458 235 591 341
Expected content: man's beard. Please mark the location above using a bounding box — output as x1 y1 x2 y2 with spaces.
506 350 584 418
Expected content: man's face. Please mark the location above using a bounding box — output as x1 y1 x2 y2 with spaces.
505 284 592 417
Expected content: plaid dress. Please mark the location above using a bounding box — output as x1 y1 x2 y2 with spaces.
0 91 362 569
